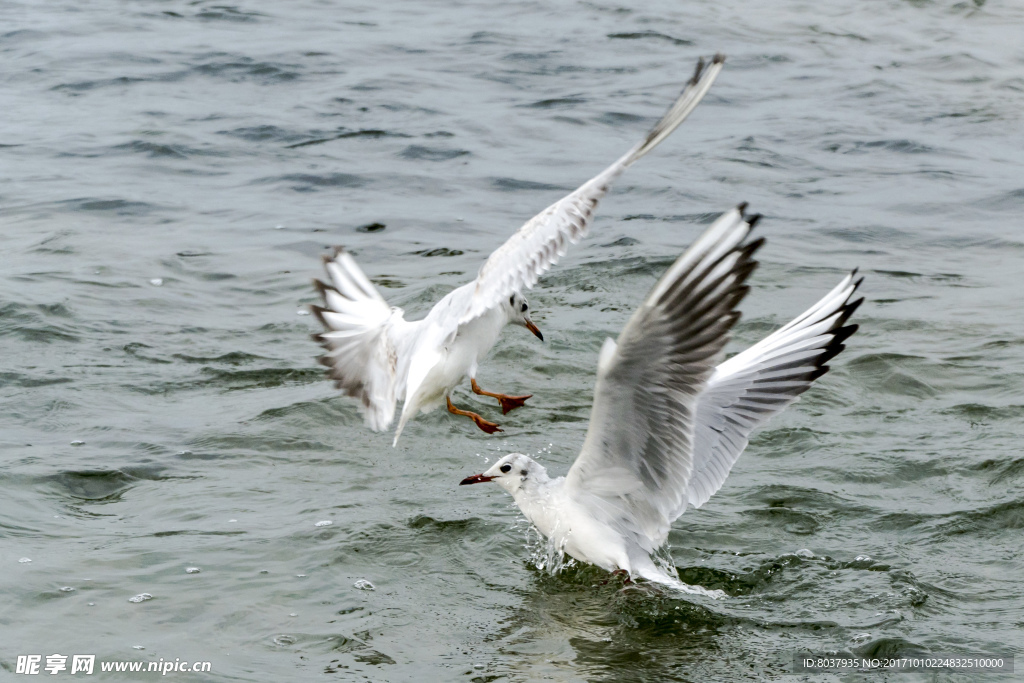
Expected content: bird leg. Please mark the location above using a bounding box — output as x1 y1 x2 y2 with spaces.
447 396 503 434
471 378 532 415
600 569 633 586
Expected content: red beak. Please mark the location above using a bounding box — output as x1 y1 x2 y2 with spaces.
459 473 495 485
524 319 544 342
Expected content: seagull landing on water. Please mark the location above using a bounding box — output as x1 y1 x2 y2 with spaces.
312 55 726 446
460 205 863 593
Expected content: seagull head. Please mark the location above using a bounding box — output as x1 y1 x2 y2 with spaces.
505 293 543 342
460 453 543 494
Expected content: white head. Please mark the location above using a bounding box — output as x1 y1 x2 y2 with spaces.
460 453 546 495
504 293 543 341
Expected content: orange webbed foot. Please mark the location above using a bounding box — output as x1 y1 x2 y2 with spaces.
447 396 503 435
471 378 532 414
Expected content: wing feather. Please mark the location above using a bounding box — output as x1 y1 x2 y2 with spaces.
564 205 761 551
459 54 726 325
311 248 416 431
684 272 863 510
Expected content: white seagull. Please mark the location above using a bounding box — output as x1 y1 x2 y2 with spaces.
460 205 863 592
313 55 726 445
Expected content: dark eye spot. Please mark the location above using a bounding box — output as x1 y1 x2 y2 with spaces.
500 464 511 473
521 303 527 312
509 296 515 307
520 469 528 476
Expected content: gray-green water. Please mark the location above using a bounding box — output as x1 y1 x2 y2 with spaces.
2 0 1023 680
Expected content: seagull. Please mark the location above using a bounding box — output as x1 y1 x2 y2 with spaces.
460 205 863 592
312 55 726 445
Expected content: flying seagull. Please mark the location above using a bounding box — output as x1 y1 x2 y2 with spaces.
460 205 863 590
313 55 726 445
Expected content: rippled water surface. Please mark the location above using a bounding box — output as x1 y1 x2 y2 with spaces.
3 0 1023 680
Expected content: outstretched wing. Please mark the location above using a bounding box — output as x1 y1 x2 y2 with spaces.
311 248 416 431
458 54 726 326
564 205 761 552
683 272 863 510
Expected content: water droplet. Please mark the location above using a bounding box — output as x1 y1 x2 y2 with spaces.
87 602 95 606
59 586 75 592
133 645 145 650
228 519 237 523
128 593 153 603
176 450 192 456
275 225 285 230
296 309 310 316
315 520 333 527
149 278 163 286
273 635 296 646
353 579 375 591
19 557 31 563
474 663 485 670
185 567 200 574
70 440 85 446
289 613 298 617
456 217 464 222
296 574 307 578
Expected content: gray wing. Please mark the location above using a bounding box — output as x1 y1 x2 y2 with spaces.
311 248 417 431
458 54 726 326
684 272 863 510
563 205 761 552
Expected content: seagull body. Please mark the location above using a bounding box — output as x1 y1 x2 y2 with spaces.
313 55 726 445
461 206 863 591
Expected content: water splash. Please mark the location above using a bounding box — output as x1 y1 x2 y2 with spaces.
522 522 575 575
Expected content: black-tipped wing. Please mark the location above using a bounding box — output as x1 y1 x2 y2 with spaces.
683 272 863 510
564 205 761 552
458 55 726 326
311 248 414 431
